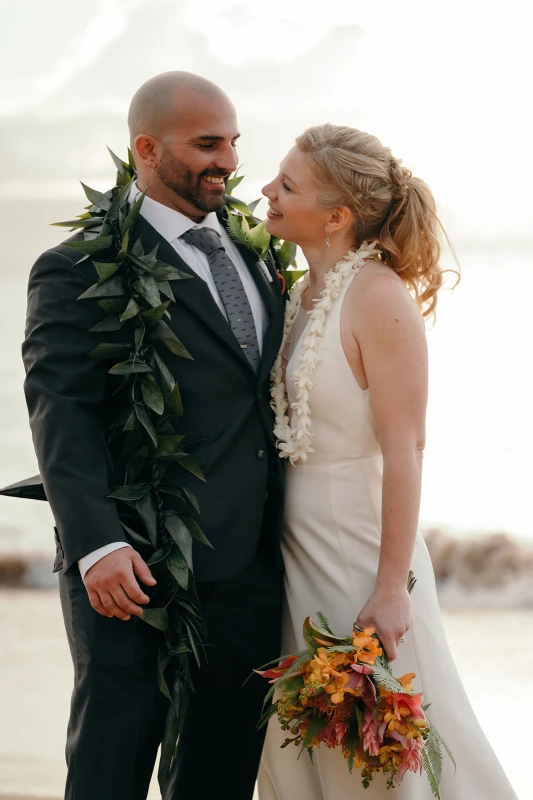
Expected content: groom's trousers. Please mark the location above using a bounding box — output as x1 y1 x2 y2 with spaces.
59 528 283 800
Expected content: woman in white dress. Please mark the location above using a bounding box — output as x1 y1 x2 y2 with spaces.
257 125 518 799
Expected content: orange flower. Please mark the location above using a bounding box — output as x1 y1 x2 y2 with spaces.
352 628 383 665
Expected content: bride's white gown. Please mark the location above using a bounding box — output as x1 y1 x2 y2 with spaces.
258 271 517 799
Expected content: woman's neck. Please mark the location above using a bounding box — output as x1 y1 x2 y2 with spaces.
301 239 358 308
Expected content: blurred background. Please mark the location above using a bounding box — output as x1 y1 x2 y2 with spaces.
1 0 532 798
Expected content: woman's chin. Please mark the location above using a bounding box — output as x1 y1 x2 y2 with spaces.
265 217 283 235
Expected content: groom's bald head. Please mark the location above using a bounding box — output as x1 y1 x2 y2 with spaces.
128 71 233 145
128 71 239 220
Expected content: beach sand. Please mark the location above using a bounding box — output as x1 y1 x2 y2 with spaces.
1 589 530 800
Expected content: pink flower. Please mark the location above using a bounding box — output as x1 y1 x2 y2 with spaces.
319 721 350 748
347 663 377 704
362 708 386 756
394 737 424 783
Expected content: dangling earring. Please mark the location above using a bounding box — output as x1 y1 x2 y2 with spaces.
325 228 331 251
150 161 155 172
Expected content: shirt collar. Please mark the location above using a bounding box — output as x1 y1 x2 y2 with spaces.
129 182 224 244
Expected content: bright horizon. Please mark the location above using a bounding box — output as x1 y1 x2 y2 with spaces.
1 0 532 246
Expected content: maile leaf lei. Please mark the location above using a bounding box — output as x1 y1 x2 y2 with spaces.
52 149 302 791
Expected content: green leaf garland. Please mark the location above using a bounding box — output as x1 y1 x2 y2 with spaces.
56 148 302 792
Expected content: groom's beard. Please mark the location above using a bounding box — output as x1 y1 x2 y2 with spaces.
156 147 229 212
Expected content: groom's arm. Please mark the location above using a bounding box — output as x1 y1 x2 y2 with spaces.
22 246 129 571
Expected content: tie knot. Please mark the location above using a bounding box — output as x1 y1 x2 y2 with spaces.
181 226 224 256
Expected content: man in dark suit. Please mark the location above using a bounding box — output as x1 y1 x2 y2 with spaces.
19 72 285 800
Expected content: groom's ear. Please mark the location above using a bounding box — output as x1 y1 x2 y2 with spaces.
326 205 353 234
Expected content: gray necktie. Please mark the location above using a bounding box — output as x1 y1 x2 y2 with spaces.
181 227 260 372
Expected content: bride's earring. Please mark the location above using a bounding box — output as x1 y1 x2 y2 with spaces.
325 228 331 252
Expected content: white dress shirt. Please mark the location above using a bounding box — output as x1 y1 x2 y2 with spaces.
79 185 268 579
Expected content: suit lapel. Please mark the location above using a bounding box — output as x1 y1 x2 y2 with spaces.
134 216 254 373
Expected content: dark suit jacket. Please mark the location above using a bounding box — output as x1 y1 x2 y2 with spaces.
9 212 286 581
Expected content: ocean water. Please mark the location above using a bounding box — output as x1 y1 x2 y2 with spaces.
0 198 532 557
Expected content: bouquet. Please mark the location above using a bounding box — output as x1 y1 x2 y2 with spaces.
256 576 454 798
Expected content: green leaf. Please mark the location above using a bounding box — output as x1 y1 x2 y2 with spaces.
98 298 127 314
135 491 159 546
279 240 297 270
179 486 200 515
226 175 244 193
247 198 262 214
141 607 169 632
88 343 130 361
123 188 147 234
152 262 192 282
371 658 405 693
165 383 183 418
155 434 185 457
108 359 152 375
158 702 181 791
89 314 123 332
141 374 165 415
247 220 270 256
284 269 308 292
107 146 129 183
119 520 152 548
93 261 121 282
134 401 158 447
151 349 175 400
134 275 161 308
157 280 176 302
80 182 112 211
225 211 252 249
182 513 212 548
302 715 327 747
147 540 173 566
148 321 192 358
132 236 144 258
166 545 189 589
142 301 170 324
51 217 103 229
120 297 140 322
108 483 151 501
67 235 114 255
225 195 252 216
78 275 126 300
157 649 172 701
165 515 193 570
175 455 206 482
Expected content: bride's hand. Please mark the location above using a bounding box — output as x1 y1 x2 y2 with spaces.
355 586 413 662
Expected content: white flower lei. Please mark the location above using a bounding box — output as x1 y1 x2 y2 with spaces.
270 241 381 465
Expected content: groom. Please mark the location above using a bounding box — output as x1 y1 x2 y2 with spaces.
15 72 285 799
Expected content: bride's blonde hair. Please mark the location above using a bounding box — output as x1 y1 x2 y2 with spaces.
296 124 456 318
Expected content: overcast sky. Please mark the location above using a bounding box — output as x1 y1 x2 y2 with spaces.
1 0 532 245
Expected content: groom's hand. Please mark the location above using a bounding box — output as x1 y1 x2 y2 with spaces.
83 548 157 621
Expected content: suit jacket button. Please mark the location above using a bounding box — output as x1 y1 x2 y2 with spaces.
256 449 267 460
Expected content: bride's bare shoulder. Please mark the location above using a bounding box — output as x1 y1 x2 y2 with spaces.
345 258 424 333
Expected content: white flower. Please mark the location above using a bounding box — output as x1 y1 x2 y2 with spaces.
269 243 380 464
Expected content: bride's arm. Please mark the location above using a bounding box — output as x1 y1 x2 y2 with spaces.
347 267 428 661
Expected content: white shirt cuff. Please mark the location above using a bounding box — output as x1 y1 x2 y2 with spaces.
78 542 132 579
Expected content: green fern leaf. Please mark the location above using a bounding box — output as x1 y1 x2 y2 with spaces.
226 212 252 249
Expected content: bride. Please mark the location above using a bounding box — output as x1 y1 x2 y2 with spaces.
257 125 517 799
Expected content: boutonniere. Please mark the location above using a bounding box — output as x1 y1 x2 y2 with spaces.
224 174 307 294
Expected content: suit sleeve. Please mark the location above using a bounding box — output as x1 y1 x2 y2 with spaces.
22 247 128 571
